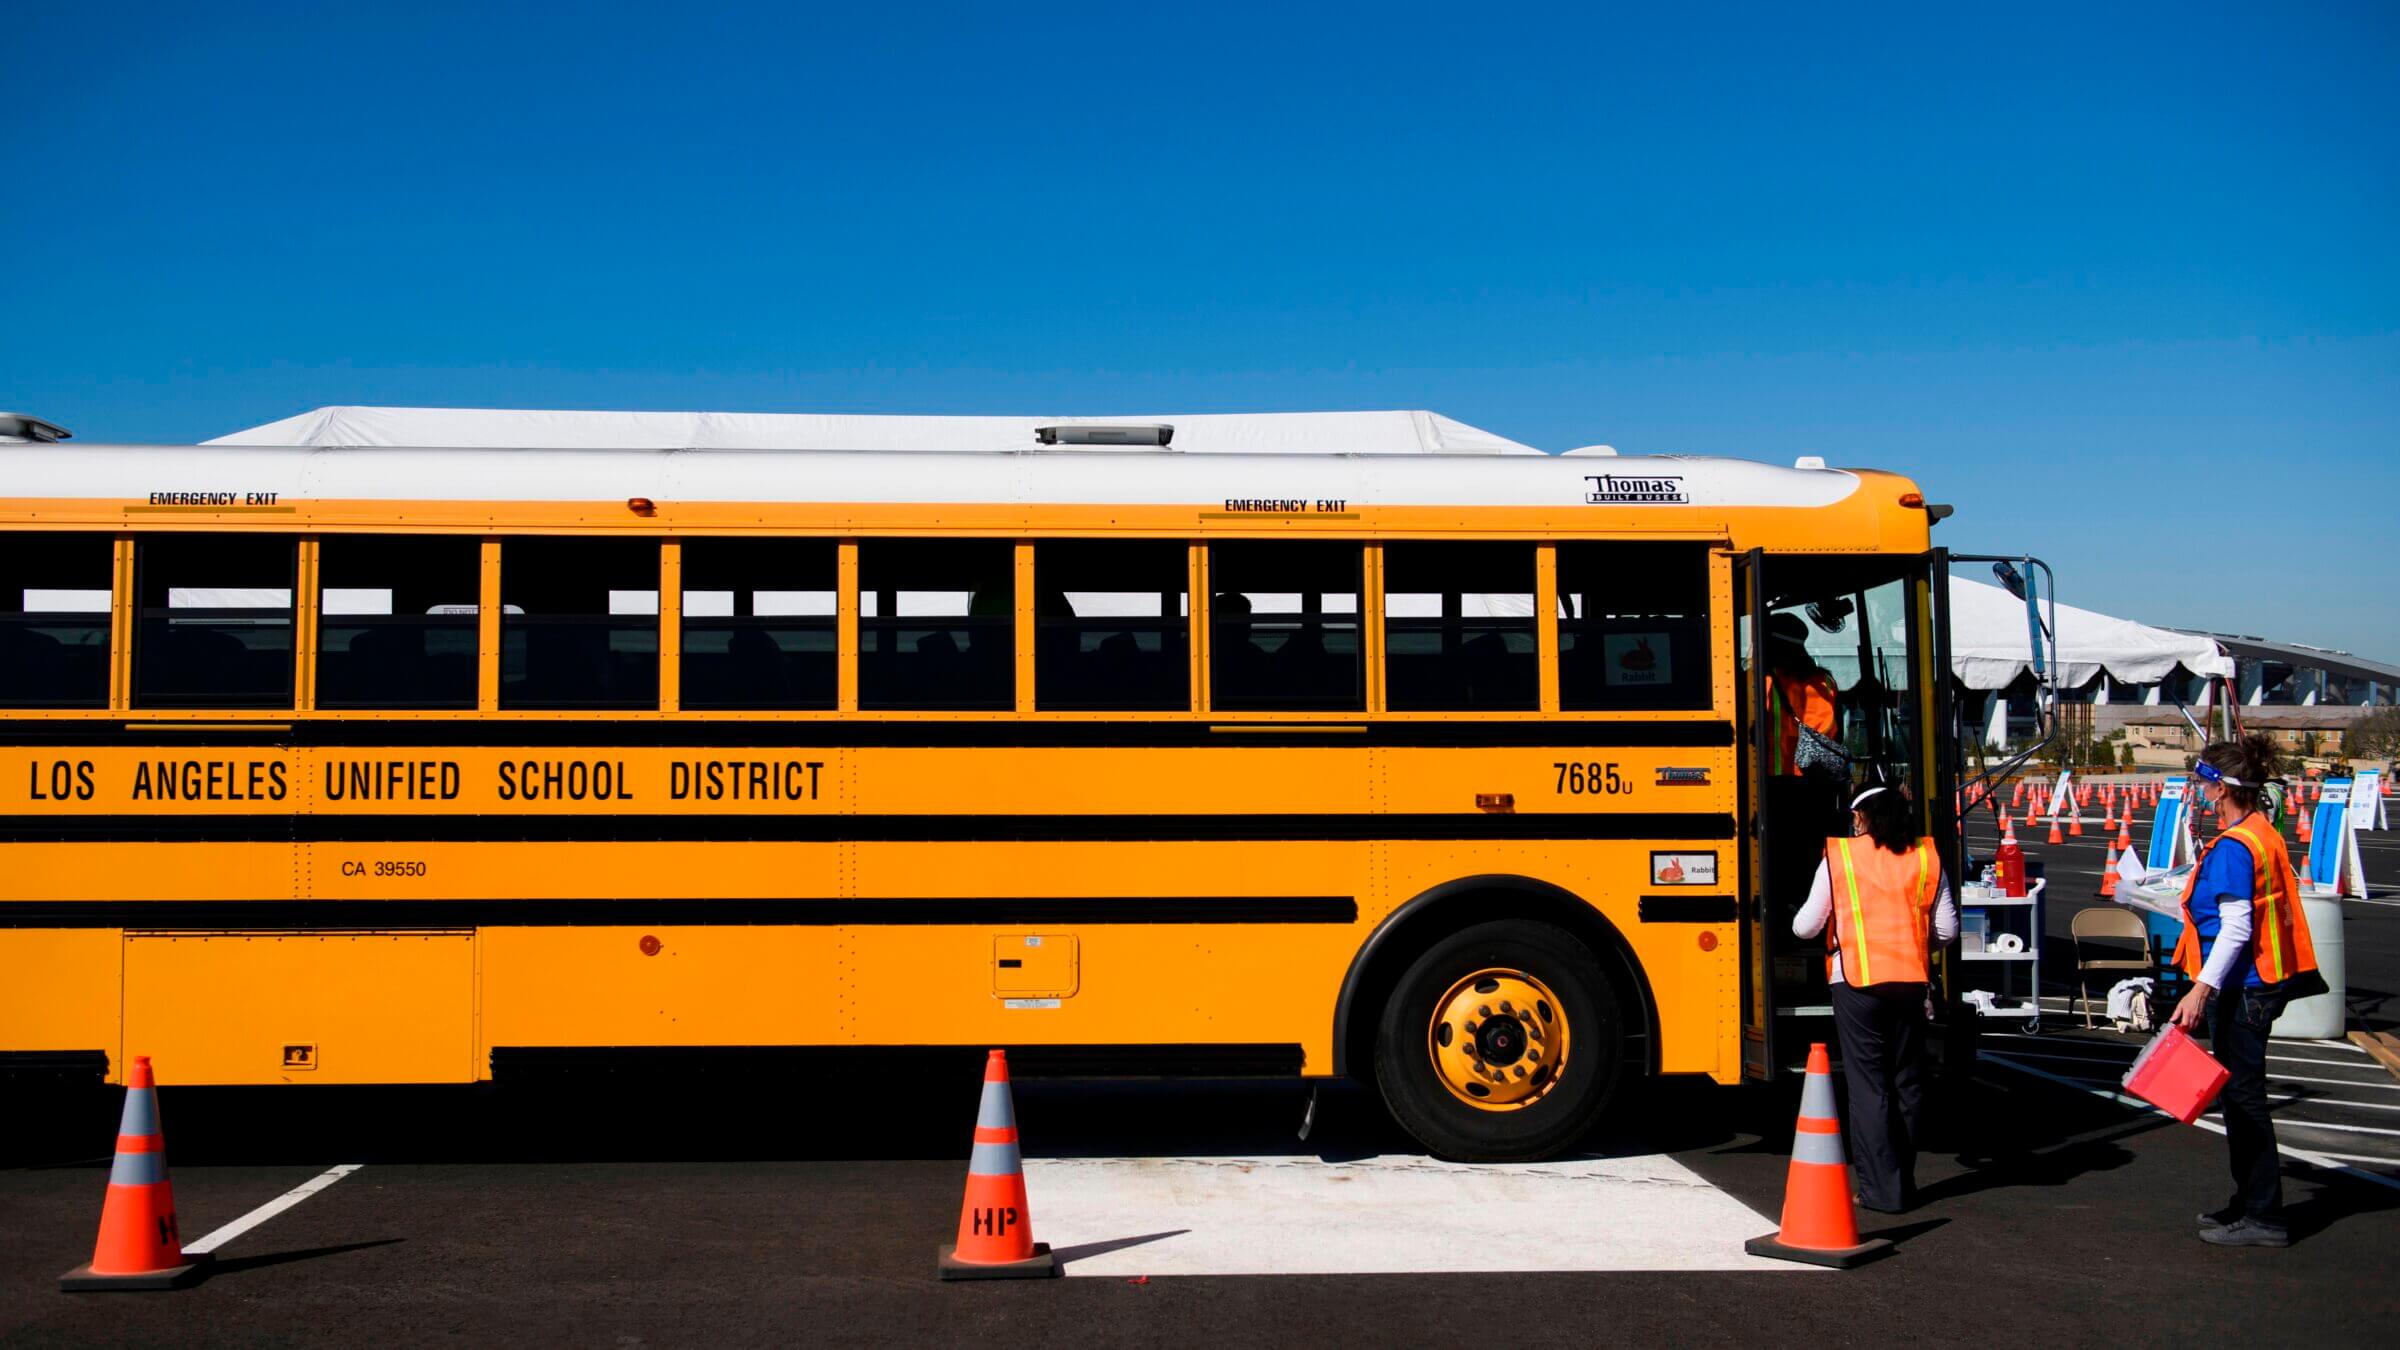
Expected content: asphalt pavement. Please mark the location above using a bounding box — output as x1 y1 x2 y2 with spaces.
3 793 2395 1347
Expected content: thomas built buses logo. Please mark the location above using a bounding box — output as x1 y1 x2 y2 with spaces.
1583 474 1688 505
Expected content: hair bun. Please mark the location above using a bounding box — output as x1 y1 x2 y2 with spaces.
2239 730 2283 784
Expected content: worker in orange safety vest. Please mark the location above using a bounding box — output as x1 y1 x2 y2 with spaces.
2168 734 2326 1248
1792 784 1957 1213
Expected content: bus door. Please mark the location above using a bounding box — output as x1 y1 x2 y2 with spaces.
1735 549 1774 1078
1737 549 1950 1078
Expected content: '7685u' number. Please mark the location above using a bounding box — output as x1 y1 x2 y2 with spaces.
1554 762 1631 795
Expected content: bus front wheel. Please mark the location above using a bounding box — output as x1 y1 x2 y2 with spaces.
1371 917 1625 1162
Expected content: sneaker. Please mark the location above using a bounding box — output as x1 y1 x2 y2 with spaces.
2197 1202 2243 1227
2200 1218 2289 1248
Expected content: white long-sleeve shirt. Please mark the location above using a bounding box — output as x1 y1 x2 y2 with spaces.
1792 855 1959 986
2196 872 2254 991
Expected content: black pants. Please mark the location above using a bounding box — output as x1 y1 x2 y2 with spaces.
1831 980 1927 1212
2206 981 2291 1227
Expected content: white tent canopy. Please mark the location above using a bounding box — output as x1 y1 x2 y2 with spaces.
208 406 1544 456
1946 577 2230 691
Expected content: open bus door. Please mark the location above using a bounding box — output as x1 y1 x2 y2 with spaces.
1936 553 2059 1069
1737 549 1774 1079
1924 549 1962 918
1738 547 1959 1080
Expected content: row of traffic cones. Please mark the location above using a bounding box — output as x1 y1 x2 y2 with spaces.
62 1050 1064 1293
72 1045 1906 1287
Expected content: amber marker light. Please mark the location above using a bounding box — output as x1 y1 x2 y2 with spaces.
1898 492 1924 508
1475 793 1515 813
628 497 657 515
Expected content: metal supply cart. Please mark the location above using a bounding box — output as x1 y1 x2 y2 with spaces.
1960 877 2045 1033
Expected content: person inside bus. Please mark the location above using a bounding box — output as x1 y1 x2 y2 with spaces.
1211 592 1272 697
2167 733 2327 1248
1766 613 1841 779
1791 784 1957 1213
1765 614 1845 941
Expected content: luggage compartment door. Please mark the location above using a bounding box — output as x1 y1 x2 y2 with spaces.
123 931 476 1084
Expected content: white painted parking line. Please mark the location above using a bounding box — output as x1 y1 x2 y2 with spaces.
2290 1147 2400 1166
1023 1152 1810 1276
1982 1032 2376 1069
2268 1096 2400 1112
1997 1063 2400 1112
2227 1116 2400 1138
1980 1054 2400 1191
2266 1053 2378 1068
1981 1048 2399 1091
182 1164 363 1256
2261 1072 2400 1091
1986 1050 2132 1069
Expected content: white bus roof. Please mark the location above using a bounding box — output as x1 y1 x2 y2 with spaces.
4 442 1864 511
207 406 1545 456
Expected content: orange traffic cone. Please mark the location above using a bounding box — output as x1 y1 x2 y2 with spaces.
2068 808 2083 837
937 1050 1055 1280
1746 1044 1894 1268
2297 804 2312 844
2103 802 2118 833
1997 807 2011 833
61 1056 208 1291
2100 844 2120 897
2047 816 2065 845
2116 812 2134 851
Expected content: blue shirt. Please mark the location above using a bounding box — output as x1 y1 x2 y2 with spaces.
2190 836 2260 988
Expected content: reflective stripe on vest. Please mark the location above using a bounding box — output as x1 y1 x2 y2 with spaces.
1827 836 1935 986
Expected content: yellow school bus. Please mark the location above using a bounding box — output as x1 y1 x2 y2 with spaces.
0 410 1971 1160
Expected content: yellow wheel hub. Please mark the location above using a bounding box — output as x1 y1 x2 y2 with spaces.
1427 968 1569 1110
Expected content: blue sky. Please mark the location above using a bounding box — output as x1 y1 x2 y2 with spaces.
6 3 2395 658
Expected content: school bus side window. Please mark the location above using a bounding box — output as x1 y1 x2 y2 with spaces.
0 532 113 708
317 536 481 709
1382 542 1538 712
1557 541 1712 712
680 538 838 710
132 534 297 708
1208 542 1364 712
856 540 1013 711
500 538 660 710
1035 540 1190 711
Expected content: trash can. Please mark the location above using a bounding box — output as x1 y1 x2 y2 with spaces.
2272 892 2346 1040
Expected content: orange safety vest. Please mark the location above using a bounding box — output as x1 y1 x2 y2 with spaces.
1767 671 1838 776
1824 835 1938 986
2173 812 2324 991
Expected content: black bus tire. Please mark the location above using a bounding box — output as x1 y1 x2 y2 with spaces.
1371 917 1625 1162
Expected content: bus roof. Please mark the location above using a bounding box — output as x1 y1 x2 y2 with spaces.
4 440 1867 511
205 407 1548 456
